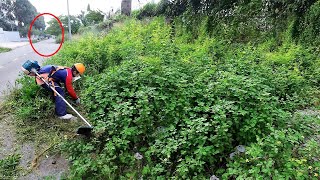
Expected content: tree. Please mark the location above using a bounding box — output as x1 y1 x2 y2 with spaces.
45 17 61 36
77 10 88 26
13 0 45 36
14 0 37 28
34 16 46 30
0 0 46 35
64 15 81 34
45 15 81 36
0 0 16 31
85 10 104 25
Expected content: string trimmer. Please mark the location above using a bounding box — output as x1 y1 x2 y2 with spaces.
21 60 93 136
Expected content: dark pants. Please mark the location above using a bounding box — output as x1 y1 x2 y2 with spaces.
41 82 67 116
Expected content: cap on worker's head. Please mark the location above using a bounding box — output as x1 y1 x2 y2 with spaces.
73 63 85 75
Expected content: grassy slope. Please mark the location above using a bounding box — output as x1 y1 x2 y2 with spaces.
2 17 320 179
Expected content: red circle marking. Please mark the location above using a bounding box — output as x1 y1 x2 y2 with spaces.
28 13 64 57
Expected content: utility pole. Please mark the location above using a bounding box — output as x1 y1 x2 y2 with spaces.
67 0 72 40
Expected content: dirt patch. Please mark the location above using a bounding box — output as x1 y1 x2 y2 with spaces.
0 115 17 159
19 143 36 169
297 109 320 117
19 154 69 180
0 114 69 179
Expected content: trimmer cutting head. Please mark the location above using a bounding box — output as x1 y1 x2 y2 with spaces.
77 126 93 136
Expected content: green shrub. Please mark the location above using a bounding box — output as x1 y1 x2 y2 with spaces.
109 13 128 23
0 47 11 53
95 20 113 31
11 17 320 179
78 26 95 35
85 10 104 25
223 116 320 179
300 1 320 46
0 154 21 179
55 33 69 44
53 18 319 178
134 3 158 20
11 76 54 120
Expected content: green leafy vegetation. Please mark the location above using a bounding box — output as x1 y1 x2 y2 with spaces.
45 15 81 36
300 1 320 46
84 10 105 25
0 154 21 179
135 0 320 46
77 14 127 36
45 5 105 38
14 0 45 36
77 8 105 27
55 33 70 44
0 47 11 53
9 17 320 178
1 0 46 37
5 0 320 179
133 3 158 19
0 0 16 31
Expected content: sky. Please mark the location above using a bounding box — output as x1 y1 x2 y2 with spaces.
29 0 160 23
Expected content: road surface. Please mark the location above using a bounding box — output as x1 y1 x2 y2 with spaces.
0 41 29 49
0 39 59 100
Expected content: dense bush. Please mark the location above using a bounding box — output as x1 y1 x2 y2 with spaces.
224 123 320 179
77 17 124 36
9 75 54 120
145 0 320 45
85 10 104 25
55 33 70 44
134 3 158 20
79 20 113 35
95 20 113 31
78 26 96 35
300 1 320 46
35 18 319 178
10 15 320 179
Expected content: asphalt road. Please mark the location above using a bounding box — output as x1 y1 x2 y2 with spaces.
0 39 59 100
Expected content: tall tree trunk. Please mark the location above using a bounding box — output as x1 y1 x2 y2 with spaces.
121 0 132 16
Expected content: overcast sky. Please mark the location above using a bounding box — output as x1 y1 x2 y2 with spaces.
29 0 159 23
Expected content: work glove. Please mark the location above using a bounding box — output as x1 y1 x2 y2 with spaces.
75 98 81 105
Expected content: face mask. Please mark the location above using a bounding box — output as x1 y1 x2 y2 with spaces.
72 76 81 82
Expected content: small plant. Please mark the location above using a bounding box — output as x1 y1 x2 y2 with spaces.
223 123 320 179
0 154 21 179
0 47 11 53
55 33 69 44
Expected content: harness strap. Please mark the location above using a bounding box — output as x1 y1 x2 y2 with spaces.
51 81 57 96
49 66 69 78
36 66 70 94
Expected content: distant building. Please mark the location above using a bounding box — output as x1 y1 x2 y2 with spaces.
0 28 21 42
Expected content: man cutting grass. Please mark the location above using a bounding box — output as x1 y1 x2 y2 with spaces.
35 63 85 119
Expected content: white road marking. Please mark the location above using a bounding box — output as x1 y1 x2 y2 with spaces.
13 58 18 61
0 66 4 69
